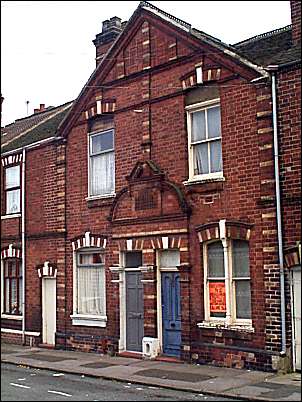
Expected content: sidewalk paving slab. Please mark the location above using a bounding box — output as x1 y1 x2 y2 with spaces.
1 343 301 401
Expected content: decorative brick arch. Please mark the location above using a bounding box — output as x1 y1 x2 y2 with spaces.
71 231 107 250
1 244 22 259
196 220 253 243
284 245 301 268
37 261 57 278
117 235 187 252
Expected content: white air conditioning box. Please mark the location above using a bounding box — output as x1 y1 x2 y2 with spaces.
142 337 160 359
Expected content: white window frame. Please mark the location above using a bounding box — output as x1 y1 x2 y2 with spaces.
186 99 223 182
5 165 21 215
202 239 252 329
71 248 107 327
87 128 115 199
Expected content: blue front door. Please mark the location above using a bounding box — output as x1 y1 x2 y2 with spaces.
161 272 181 356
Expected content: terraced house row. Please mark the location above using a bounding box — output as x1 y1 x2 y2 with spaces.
1 1 301 372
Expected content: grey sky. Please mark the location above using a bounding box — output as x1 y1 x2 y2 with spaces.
1 1 291 127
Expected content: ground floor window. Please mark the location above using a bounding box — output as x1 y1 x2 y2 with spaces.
3 259 23 315
204 239 251 325
76 251 106 316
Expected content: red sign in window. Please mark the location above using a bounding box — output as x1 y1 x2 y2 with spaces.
209 282 226 313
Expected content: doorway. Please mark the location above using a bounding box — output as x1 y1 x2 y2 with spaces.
42 277 56 345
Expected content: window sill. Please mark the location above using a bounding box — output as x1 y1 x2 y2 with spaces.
85 193 116 201
183 176 225 194
1 314 23 320
183 176 225 186
1 213 21 220
70 314 107 327
197 321 254 333
86 194 116 209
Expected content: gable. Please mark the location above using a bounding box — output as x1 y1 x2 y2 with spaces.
59 3 268 137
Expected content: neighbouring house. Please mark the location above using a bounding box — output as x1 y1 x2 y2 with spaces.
1 0 300 372
1 101 72 345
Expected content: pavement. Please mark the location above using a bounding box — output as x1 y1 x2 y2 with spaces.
1 343 301 401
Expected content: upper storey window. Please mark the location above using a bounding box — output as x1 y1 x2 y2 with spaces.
187 99 223 181
89 129 115 197
5 165 21 214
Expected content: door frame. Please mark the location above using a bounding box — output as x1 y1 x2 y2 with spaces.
118 251 143 353
290 265 301 372
156 251 180 355
42 277 56 345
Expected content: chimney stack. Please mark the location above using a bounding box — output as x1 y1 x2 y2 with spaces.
290 0 301 45
34 104 46 114
93 16 124 67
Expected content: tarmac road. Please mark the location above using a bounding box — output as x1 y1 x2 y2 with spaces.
1 363 242 401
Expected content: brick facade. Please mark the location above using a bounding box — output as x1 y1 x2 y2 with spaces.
1 1 300 371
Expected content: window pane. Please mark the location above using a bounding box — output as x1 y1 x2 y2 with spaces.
207 106 221 139
5 278 10 312
160 250 180 268
233 240 250 277
210 140 222 173
91 131 113 154
235 280 251 319
77 266 105 315
90 151 115 195
191 111 206 142
6 166 20 189
125 251 142 268
19 277 23 314
91 134 102 154
79 253 104 265
6 189 20 214
208 242 224 277
209 281 226 318
194 143 208 175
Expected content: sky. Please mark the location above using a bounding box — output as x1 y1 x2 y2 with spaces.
1 1 292 127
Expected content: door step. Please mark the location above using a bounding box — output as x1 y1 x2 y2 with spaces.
38 343 55 349
118 351 143 359
155 355 182 363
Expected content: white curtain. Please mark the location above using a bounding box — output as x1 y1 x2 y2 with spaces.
210 140 222 173
7 189 20 214
194 143 209 175
91 152 115 195
77 266 105 315
6 166 20 188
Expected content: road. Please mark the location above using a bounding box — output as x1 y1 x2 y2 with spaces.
1 363 242 401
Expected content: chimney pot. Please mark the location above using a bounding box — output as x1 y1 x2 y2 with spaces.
93 16 124 67
40 104 45 111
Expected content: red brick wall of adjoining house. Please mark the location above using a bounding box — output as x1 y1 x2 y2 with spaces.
277 67 301 249
290 0 301 45
1 142 67 341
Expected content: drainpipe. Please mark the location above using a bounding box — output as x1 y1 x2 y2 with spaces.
21 148 26 345
267 65 286 355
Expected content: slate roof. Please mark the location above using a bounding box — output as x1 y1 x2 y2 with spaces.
1 101 73 154
233 25 300 67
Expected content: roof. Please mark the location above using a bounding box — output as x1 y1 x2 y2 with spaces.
1 101 73 154
233 25 300 67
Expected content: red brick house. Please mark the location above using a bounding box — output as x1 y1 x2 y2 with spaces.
1 1 300 372
1 102 72 344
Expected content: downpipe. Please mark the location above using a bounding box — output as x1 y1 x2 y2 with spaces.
269 67 286 356
21 148 26 345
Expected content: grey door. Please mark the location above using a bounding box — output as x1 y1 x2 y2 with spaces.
126 271 144 352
